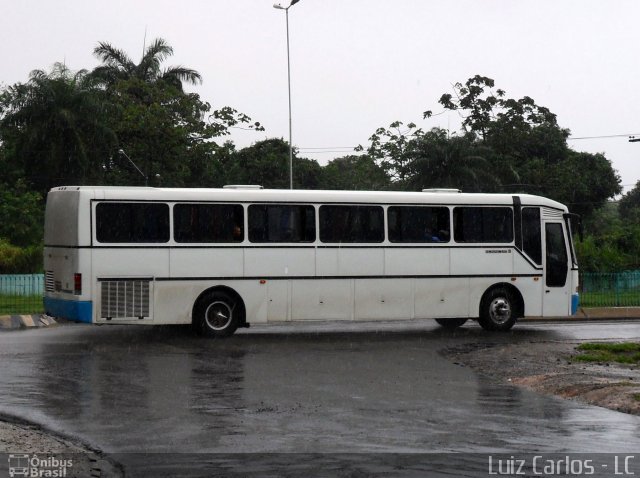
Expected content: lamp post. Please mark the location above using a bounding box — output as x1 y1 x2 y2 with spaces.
118 148 148 186
273 0 301 189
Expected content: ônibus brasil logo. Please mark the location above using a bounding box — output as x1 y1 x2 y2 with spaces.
8 454 73 477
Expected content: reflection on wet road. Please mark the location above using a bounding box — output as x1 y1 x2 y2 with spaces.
0 320 639 474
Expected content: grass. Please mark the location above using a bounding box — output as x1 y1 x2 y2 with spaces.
0 294 43 315
633 393 640 402
574 342 640 364
580 291 640 307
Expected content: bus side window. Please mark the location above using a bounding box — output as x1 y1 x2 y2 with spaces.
174 204 244 243
248 204 315 243
96 202 169 243
522 207 542 265
453 207 513 243
388 206 450 243
319 205 384 243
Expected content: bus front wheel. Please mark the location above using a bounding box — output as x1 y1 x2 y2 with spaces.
435 318 468 329
478 288 517 332
194 291 240 338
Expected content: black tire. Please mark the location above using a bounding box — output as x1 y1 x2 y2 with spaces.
194 291 240 338
478 287 517 332
435 318 468 329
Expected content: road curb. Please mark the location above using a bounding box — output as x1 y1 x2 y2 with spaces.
579 307 640 319
0 412 124 477
522 307 640 323
0 314 57 330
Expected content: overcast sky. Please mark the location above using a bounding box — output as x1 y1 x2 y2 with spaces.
2 0 639 192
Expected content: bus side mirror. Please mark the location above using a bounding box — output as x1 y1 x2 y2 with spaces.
564 213 583 241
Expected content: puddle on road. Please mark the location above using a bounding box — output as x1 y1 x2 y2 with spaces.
0 325 639 456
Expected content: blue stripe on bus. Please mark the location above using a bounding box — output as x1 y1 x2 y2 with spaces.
571 293 580 315
44 297 93 323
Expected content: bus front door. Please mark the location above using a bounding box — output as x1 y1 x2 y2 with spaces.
542 222 570 316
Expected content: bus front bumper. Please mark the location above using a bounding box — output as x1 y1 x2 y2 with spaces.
44 297 93 323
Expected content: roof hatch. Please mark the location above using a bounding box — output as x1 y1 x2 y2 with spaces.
421 188 462 193
223 185 264 190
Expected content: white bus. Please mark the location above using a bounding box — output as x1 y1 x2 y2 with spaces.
43 186 579 336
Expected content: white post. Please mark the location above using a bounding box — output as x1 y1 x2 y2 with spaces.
285 8 293 189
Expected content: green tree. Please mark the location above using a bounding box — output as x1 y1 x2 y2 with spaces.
357 121 422 183
223 138 320 189
294 156 322 189
223 138 289 188
0 239 43 273
0 63 116 194
430 74 558 142
0 179 43 247
545 151 621 218
0 146 44 265
91 38 202 90
99 76 219 186
404 129 504 192
575 201 640 272
359 123 508 192
619 181 640 222
428 75 621 214
360 75 621 220
574 235 627 272
89 38 262 187
319 155 389 190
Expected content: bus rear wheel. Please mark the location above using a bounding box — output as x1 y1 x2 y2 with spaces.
478 287 517 332
435 318 468 329
194 291 240 338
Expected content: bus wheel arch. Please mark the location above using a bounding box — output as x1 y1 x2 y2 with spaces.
478 283 523 332
192 286 246 337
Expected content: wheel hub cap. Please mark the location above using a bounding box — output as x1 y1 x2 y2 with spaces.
205 301 232 330
489 298 511 325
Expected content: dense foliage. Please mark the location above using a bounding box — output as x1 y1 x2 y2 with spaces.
357 76 631 271
360 75 621 218
0 44 634 273
576 191 640 272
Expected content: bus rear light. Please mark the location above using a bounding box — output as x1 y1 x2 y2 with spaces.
74 273 82 295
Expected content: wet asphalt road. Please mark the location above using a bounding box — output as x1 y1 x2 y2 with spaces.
1 320 639 476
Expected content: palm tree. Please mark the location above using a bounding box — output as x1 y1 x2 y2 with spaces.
87 38 206 186
405 129 506 193
0 63 116 194
90 38 201 91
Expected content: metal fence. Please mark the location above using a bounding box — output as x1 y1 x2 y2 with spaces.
0 274 44 315
580 271 640 307
0 271 638 316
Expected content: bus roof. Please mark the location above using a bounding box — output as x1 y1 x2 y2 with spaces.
48 186 568 210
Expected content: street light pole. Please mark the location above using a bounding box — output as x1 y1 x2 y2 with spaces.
274 0 301 189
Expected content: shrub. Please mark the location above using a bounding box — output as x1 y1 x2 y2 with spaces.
0 240 43 273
